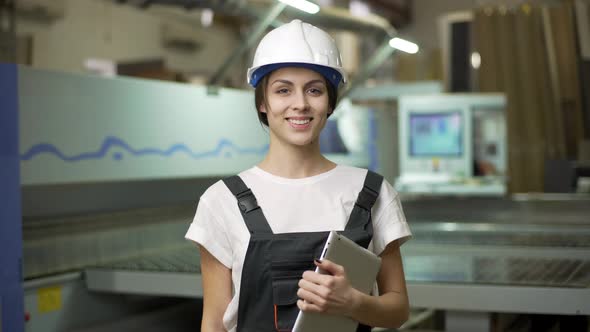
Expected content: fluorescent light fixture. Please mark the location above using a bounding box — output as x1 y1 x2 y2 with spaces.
471 51 481 69
349 0 371 17
389 37 419 54
278 0 320 14
201 8 214 27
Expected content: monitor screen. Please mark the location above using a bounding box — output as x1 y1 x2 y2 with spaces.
409 111 463 157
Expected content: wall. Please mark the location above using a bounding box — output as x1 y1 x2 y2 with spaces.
400 0 476 52
395 0 476 82
16 0 243 86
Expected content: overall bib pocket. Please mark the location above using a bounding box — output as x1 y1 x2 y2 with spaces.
270 259 314 331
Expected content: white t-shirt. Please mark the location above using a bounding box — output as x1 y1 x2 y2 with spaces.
185 165 412 332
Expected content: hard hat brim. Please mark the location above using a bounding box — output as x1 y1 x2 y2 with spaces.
248 62 346 89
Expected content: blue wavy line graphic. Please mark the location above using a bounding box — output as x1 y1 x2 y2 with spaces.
20 136 269 162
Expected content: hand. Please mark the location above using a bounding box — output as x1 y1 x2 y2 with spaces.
296 259 360 317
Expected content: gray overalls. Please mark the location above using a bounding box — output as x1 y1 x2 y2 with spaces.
223 170 383 332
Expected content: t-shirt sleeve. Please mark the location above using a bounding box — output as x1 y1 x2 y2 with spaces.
185 197 233 269
371 180 412 256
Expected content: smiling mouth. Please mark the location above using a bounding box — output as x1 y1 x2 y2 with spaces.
287 118 313 125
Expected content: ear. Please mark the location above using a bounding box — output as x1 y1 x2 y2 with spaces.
327 109 333 118
260 103 268 114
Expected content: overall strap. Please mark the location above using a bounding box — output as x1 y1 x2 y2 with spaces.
345 170 384 233
223 176 273 234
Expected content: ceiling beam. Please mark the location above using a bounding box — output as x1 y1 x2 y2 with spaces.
364 0 411 28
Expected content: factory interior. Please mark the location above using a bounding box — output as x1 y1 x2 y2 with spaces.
1 0 590 331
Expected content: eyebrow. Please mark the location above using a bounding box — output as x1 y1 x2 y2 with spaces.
270 79 326 87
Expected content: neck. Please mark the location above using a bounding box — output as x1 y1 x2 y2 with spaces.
258 139 336 179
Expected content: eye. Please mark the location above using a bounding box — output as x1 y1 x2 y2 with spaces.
275 88 290 94
307 87 324 95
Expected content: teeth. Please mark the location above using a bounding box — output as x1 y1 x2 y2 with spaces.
289 119 310 125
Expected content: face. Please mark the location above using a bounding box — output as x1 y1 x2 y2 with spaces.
260 67 331 148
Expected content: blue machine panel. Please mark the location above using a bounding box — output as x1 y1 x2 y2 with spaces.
0 63 24 332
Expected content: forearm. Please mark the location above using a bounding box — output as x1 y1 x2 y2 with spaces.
199 246 232 332
349 289 409 328
200 318 227 332
201 307 229 332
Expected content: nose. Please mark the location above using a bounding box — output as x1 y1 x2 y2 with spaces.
292 91 309 111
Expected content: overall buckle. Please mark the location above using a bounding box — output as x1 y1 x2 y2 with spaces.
237 189 260 213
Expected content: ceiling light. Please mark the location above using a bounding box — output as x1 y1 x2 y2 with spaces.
471 51 481 69
389 37 419 54
349 0 371 17
201 9 214 27
277 0 320 14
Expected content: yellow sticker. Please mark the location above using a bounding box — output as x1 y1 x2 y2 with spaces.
37 286 62 313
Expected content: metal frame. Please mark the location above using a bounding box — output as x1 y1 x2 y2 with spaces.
340 35 397 100
0 63 24 332
84 264 590 332
82 225 590 332
347 81 443 101
83 242 590 314
208 2 286 86
81 222 590 332
403 243 590 260
84 269 590 314
408 282 590 315
410 221 590 235
85 269 202 298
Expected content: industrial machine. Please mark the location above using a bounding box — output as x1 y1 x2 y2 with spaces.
2 64 589 332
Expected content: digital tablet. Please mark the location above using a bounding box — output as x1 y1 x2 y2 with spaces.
292 231 381 332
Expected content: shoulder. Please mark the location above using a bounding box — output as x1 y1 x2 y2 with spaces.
200 179 232 202
199 178 239 212
329 165 370 188
339 167 401 222
336 165 398 199
333 164 368 178
200 168 260 205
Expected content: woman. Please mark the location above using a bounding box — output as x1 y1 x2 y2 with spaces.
185 19 412 332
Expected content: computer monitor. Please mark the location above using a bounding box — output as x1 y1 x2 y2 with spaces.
409 111 463 157
399 100 470 179
396 94 507 195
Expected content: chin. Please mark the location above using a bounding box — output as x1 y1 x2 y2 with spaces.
288 136 316 147
273 130 320 147
289 140 313 147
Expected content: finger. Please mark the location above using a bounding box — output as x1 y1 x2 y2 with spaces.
298 278 330 298
297 287 327 308
297 299 325 313
302 270 334 287
315 258 345 276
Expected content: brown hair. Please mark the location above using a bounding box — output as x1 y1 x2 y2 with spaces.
254 72 339 127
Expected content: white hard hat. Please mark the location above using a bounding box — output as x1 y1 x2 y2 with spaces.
247 19 347 88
